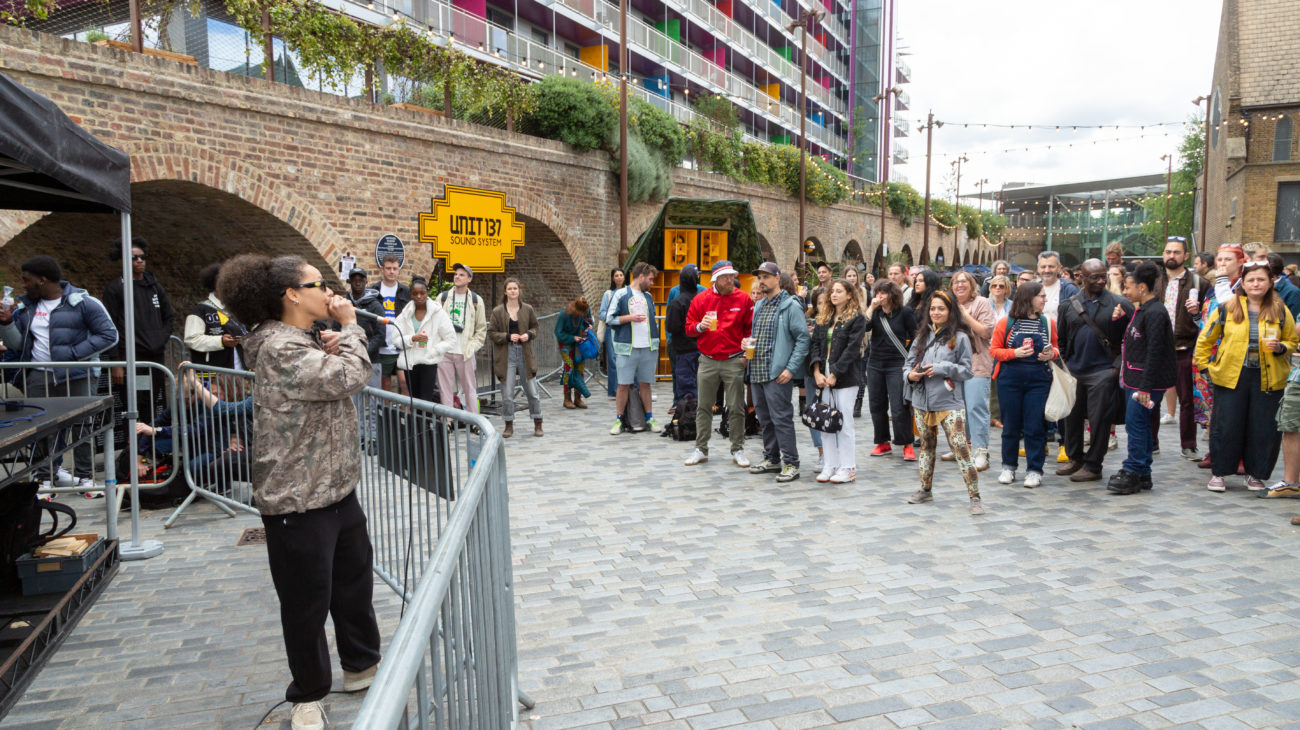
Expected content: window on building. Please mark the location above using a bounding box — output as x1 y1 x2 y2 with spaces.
1278 182 1300 242
485 7 514 28
532 28 550 46
565 42 580 60
1275 116 1293 162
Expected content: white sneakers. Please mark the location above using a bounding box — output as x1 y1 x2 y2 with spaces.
1024 472 1042 489
997 468 1016 485
816 466 834 483
828 468 856 483
732 450 750 468
343 664 378 692
973 448 990 472
683 449 708 466
39 467 76 489
291 701 326 730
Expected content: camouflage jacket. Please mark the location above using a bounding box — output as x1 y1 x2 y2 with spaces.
242 320 371 515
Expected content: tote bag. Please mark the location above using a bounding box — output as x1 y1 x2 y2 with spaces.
1044 360 1078 421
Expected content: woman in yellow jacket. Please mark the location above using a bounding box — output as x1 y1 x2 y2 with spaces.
1194 260 1299 492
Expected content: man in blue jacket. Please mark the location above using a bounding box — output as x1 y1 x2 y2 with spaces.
745 262 810 483
0 256 118 490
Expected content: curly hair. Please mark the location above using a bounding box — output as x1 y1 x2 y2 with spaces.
815 279 862 326
216 254 308 328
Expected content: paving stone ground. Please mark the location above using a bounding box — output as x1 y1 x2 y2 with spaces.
7 379 1300 729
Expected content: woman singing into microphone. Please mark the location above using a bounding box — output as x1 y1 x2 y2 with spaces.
218 254 380 730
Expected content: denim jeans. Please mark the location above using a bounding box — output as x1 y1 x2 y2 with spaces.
502 344 542 421
673 350 699 402
752 379 798 467
804 374 822 449
963 376 991 450
604 329 619 397
1121 387 1164 476
996 363 1052 474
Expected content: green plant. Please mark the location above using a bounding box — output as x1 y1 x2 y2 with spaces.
693 94 739 130
885 182 925 226
630 98 686 167
610 131 673 203
517 75 616 151
85 28 110 42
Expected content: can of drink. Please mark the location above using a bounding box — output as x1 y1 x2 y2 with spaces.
1022 338 1033 349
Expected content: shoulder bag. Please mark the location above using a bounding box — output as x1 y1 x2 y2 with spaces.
1044 317 1078 421
800 387 843 434
879 311 910 359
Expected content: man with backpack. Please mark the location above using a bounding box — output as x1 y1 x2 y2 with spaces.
1056 259 1133 483
744 262 809 483
436 263 487 413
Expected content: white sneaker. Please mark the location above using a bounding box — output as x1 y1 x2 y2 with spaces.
651 393 658 402
998 468 1016 485
683 449 708 466
816 467 834 483
290 700 326 730
39 467 75 490
1160 413 1174 424
1024 472 1042 488
939 451 956 461
1108 434 1118 450
828 467 856 483
77 478 101 499
973 449 990 471
732 450 750 468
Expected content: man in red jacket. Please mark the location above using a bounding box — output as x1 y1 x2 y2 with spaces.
684 260 754 467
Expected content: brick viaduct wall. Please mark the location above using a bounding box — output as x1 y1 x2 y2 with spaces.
0 25 984 320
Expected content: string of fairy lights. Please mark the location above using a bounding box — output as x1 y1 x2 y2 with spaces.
816 110 1264 248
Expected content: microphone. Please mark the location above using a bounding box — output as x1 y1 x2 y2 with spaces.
353 309 390 325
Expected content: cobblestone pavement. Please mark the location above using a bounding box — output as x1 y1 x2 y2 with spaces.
510 383 1300 730
7 380 1300 729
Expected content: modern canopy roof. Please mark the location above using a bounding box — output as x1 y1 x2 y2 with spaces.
0 71 131 214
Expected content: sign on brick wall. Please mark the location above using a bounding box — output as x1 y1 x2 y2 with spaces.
418 186 525 274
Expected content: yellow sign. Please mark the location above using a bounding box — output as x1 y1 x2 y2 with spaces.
418 185 525 273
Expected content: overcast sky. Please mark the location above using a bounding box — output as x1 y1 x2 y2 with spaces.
890 0 1223 200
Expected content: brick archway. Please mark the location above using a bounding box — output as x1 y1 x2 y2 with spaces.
126 142 349 263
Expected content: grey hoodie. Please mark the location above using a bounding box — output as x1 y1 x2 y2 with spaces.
902 330 974 413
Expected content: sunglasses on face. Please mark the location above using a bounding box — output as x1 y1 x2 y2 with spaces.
296 280 329 290
131 254 146 261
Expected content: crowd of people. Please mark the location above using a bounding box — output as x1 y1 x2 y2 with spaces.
582 238 1300 523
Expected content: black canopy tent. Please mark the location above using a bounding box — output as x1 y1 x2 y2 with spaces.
0 71 161 560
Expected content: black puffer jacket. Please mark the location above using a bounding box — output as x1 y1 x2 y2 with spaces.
809 313 867 389
1121 298 1177 393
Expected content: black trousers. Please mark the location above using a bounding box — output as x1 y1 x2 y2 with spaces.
262 491 381 703
1063 368 1118 472
867 362 911 446
407 363 440 403
1210 367 1284 479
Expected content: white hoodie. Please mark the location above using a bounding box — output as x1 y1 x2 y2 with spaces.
393 298 457 369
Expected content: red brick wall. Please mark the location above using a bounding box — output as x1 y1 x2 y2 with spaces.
0 25 976 321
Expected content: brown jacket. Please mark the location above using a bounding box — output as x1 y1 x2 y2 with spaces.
1155 269 1212 350
242 320 371 515
488 302 539 381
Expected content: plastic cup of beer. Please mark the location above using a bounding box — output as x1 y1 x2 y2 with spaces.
744 337 755 359
708 311 719 331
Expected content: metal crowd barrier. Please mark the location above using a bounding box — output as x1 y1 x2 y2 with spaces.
0 361 179 502
163 364 256 527
353 405 531 728
168 364 531 726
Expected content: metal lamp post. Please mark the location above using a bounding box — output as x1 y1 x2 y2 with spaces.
787 9 823 271
919 112 941 254
1161 152 1173 242
1193 94 1212 252
873 86 899 260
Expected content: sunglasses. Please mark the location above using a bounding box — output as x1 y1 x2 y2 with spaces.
131 254 146 261
1242 261 1271 271
989 284 1007 288
295 280 329 290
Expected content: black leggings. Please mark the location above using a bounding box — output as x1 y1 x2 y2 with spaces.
867 362 911 445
